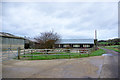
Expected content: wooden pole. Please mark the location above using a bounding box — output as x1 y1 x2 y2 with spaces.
17 47 20 60
94 30 98 50
45 49 47 58
24 49 25 58
88 53 89 57
31 50 33 59
69 53 71 59
79 53 81 57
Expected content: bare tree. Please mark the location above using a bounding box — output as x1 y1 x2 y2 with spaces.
34 30 61 49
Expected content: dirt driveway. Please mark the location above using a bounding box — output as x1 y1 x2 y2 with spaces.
2 56 104 78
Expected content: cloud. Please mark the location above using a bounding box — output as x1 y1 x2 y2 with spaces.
2 2 118 40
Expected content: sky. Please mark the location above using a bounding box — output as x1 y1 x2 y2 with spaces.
2 2 118 40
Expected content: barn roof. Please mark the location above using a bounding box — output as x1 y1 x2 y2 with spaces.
0 32 25 39
55 39 94 44
24 37 38 43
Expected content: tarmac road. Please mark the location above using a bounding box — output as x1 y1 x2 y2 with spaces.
2 48 119 78
2 56 104 78
99 48 119 78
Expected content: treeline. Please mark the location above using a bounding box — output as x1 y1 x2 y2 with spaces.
98 38 120 46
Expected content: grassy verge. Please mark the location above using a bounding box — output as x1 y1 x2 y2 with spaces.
102 45 120 53
20 49 106 60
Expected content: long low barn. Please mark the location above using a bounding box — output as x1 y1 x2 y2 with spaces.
0 32 25 50
55 39 95 48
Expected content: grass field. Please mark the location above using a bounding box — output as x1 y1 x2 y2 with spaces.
20 49 106 60
99 42 109 45
103 45 120 53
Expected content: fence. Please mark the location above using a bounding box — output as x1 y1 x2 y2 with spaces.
2 47 93 60
18 48 92 60
2 48 34 61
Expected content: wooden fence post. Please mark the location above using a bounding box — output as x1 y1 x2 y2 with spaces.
31 50 33 59
24 49 25 58
69 53 71 59
17 47 20 60
46 49 48 59
88 49 91 57
88 53 89 57
79 53 81 57
57 54 58 59
79 50 81 57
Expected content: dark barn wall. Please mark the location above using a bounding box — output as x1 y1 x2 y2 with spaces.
90 44 94 48
25 43 30 49
55 44 94 48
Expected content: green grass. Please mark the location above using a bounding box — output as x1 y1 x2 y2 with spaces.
99 42 120 45
105 45 119 48
19 49 106 60
103 45 120 53
99 42 109 45
89 49 106 56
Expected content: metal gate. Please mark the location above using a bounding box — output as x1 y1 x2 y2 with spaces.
2 48 18 61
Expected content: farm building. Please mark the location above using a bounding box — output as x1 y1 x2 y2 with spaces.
55 39 95 48
24 37 38 49
0 32 25 50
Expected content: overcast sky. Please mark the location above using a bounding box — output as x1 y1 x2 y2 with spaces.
2 2 118 40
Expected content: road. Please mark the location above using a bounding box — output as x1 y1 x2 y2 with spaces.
99 48 119 78
2 48 119 78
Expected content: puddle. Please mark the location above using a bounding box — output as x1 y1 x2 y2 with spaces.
97 64 103 75
102 54 113 56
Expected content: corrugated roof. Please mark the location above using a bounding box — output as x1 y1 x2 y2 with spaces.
0 32 15 37
24 37 37 42
0 32 24 39
55 39 94 44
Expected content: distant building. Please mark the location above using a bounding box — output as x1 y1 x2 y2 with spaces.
24 37 38 49
55 39 94 48
0 32 25 49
